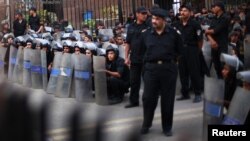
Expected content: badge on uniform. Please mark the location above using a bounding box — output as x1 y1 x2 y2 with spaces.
197 29 201 36
141 29 147 33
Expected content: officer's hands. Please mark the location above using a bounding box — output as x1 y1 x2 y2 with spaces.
210 40 218 49
125 58 131 67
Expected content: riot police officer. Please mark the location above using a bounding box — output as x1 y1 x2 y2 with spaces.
174 5 203 103
124 6 149 108
140 8 183 136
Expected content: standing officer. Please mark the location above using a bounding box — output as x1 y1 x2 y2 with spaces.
124 6 149 108
205 1 229 79
174 5 203 103
140 8 183 136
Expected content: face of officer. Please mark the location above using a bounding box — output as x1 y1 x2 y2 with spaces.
180 7 191 20
63 46 70 53
222 64 234 79
74 47 81 55
116 36 124 45
213 6 221 15
107 50 116 62
152 15 165 30
136 12 148 22
85 49 93 58
26 42 32 48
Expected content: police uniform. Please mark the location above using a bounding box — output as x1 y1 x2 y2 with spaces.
141 8 183 136
208 3 229 78
106 46 130 104
174 8 203 102
125 7 149 107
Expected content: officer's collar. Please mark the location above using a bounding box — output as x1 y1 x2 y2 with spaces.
150 24 170 34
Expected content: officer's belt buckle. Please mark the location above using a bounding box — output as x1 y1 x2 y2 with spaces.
157 60 163 64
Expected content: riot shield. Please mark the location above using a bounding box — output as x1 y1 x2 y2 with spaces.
244 36 250 69
223 87 250 125
41 50 48 90
23 48 33 87
55 53 73 98
203 76 225 141
0 47 7 80
202 40 212 69
47 52 63 94
8 45 18 81
30 49 43 89
118 45 125 59
93 56 108 105
72 54 92 102
98 29 114 38
12 47 24 84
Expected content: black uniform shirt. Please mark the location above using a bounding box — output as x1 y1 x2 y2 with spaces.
142 25 183 62
106 57 125 78
13 19 27 37
209 13 229 49
126 22 148 63
174 18 203 47
29 15 40 31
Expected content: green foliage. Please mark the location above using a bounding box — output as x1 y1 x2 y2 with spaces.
83 19 96 29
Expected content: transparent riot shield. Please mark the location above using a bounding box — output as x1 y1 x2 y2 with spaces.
72 54 92 102
93 56 108 105
23 48 33 87
244 36 250 69
203 76 225 141
223 87 250 125
30 49 43 89
0 47 7 80
47 52 63 94
41 50 48 90
202 40 212 69
98 29 114 38
12 47 24 84
55 53 73 98
8 45 18 81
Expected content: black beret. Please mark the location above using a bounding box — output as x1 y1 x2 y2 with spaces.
180 4 192 11
214 1 225 11
151 8 167 18
136 6 147 13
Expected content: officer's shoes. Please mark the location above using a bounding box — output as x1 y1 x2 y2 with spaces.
176 96 190 101
193 95 202 103
124 103 139 108
140 128 149 134
163 130 173 137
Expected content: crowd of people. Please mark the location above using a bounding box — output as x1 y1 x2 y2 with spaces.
0 1 250 137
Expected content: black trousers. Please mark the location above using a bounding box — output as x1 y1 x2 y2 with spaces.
107 77 125 100
211 47 227 79
179 46 202 96
142 62 177 131
129 63 143 104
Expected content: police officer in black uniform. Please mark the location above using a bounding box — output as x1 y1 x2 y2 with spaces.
124 6 149 108
140 8 183 136
205 1 229 79
106 46 130 104
174 5 203 103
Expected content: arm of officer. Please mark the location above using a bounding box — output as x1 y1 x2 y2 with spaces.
125 43 131 66
106 70 121 78
205 16 228 35
195 22 204 49
106 59 124 78
206 34 218 49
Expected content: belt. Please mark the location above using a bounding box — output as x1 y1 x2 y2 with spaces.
147 60 175 65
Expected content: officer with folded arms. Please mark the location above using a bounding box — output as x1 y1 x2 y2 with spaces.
140 8 183 136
